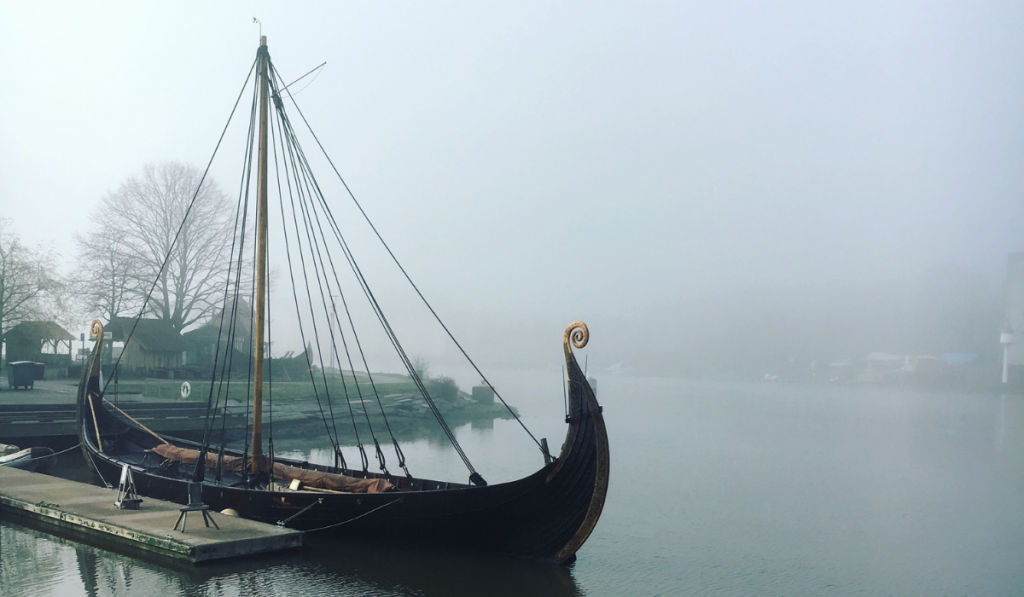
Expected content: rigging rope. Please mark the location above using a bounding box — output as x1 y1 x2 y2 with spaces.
273 95 408 476
280 113 348 461
195 67 261 482
98 44 555 489
98 56 258 402
267 198 277 471
268 75 399 474
272 76 458 477
267 75 476 479
269 97 346 459
272 65 542 455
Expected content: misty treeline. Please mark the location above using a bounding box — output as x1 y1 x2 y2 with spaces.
1 161 243 349
1 159 1008 382
614 266 1002 379
0 218 70 350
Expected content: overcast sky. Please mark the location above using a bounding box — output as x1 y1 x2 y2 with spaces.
1 2 1022 366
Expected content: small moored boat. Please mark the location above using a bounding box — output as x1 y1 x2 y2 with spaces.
0 444 57 472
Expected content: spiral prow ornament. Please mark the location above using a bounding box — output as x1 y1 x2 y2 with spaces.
90 319 104 340
563 321 589 352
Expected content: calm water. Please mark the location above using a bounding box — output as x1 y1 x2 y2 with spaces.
2 373 1023 596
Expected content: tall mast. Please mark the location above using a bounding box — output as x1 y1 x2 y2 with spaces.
251 35 269 472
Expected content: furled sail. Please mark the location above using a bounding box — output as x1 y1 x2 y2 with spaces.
152 444 393 493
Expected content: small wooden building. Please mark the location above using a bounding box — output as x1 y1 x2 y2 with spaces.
106 317 186 378
182 299 253 376
4 321 74 375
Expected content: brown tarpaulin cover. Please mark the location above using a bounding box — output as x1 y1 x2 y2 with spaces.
152 443 393 494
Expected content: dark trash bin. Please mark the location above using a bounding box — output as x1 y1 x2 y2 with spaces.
6 361 35 390
30 362 45 381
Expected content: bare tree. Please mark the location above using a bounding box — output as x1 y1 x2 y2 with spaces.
74 235 139 322
0 218 58 360
411 354 430 380
32 274 77 332
82 162 240 333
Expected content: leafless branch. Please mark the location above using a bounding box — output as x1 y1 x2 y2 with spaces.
77 161 248 333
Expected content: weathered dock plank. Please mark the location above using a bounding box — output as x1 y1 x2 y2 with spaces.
0 467 301 563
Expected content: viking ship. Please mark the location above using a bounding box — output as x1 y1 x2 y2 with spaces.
77 37 608 563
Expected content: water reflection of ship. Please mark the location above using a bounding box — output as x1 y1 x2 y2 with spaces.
75 547 100 597
68 521 584 597
290 536 585 597
0 520 69 595
196 537 585 597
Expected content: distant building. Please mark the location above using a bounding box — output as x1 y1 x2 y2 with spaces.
181 299 253 376
106 317 186 378
1006 253 1024 385
4 321 75 377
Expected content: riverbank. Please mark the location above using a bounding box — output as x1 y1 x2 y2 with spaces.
0 376 517 448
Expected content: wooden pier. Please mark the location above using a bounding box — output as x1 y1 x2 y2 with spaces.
0 381 246 447
0 467 302 563
0 401 246 445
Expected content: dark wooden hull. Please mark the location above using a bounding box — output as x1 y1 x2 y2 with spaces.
77 322 608 563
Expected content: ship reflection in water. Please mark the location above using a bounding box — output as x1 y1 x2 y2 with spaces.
0 517 583 597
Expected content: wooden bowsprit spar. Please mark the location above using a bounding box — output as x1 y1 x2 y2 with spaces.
77 36 609 563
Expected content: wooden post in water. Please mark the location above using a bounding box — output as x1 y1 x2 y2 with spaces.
251 35 269 472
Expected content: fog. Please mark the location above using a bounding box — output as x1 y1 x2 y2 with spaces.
2 2 1022 381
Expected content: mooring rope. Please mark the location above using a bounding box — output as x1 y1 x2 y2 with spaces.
283 497 404 532
7 442 82 464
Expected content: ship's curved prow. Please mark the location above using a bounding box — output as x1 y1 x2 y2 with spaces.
548 321 610 562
